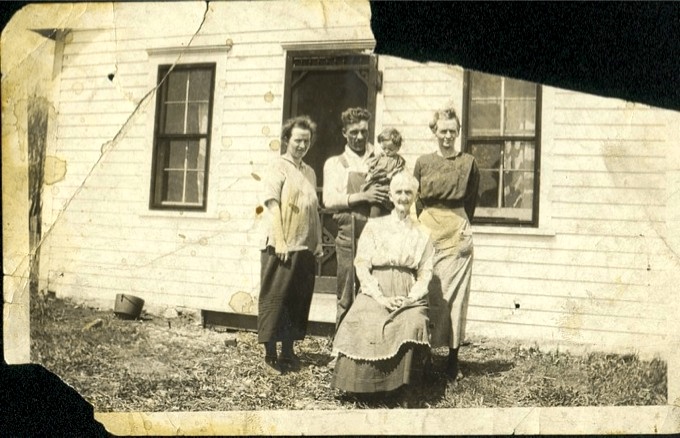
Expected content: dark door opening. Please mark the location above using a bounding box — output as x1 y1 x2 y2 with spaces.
282 51 380 291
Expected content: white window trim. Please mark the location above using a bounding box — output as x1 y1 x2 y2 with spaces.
280 39 375 52
140 45 230 220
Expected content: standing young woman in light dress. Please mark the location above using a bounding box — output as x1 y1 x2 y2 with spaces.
414 107 480 380
258 116 323 374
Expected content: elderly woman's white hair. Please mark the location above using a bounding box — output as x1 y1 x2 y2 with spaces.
389 171 419 193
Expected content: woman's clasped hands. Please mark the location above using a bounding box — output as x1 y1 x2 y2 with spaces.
375 295 415 311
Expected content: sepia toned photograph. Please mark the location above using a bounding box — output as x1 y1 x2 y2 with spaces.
3 1 679 435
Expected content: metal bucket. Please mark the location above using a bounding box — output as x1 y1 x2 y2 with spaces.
114 294 144 319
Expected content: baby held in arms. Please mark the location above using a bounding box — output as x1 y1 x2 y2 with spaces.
363 127 407 217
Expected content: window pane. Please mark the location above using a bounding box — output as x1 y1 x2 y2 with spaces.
504 100 536 135
478 170 500 207
188 69 212 101
470 143 501 169
470 144 501 208
503 171 534 209
162 69 212 134
184 170 204 204
154 140 207 205
504 141 535 171
470 71 503 136
167 140 187 169
163 103 186 134
166 71 188 101
163 170 185 202
186 103 210 134
185 139 207 170
471 72 501 98
470 102 501 136
505 78 536 98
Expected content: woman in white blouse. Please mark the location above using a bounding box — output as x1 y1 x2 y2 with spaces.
258 116 323 375
331 171 434 393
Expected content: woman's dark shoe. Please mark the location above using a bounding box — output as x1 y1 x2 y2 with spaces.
263 356 282 375
279 354 302 372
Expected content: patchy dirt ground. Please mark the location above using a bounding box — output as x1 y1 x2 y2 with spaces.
30 294 667 412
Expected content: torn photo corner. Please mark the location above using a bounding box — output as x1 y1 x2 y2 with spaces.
2 1 680 435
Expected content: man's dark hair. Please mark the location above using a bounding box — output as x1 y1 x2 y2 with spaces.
341 107 371 129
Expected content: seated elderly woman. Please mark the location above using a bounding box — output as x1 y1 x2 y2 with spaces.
331 171 434 393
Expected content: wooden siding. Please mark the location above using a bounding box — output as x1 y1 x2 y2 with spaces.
39 1 678 355
43 1 373 315
468 88 675 353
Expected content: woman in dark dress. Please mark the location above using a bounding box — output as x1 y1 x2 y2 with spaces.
258 116 323 374
331 172 434 393
413 107 480 380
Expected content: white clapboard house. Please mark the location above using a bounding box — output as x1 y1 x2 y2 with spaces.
34 1 679 356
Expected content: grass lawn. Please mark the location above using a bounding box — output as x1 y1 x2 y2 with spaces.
30 293 667 412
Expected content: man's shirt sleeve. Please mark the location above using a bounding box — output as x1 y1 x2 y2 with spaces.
322 156 349 210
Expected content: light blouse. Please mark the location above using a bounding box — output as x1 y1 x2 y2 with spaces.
354 210 434 301
262 155 321 252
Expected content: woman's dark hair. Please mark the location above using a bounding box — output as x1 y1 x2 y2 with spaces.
429 107 461 133
281 115 317 151
341 107 372 129
377 127 403 148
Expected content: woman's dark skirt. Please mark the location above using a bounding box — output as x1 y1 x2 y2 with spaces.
332 343 429 393
257 247 316 343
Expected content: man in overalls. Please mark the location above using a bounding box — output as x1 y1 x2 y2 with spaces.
323 108 389 334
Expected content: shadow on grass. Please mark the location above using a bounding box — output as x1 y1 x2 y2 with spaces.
299 351 333 367
429 350 515 378
461 359 515 376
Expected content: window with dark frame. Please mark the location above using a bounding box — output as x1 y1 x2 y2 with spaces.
463 70 541 226
149 63 215 210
